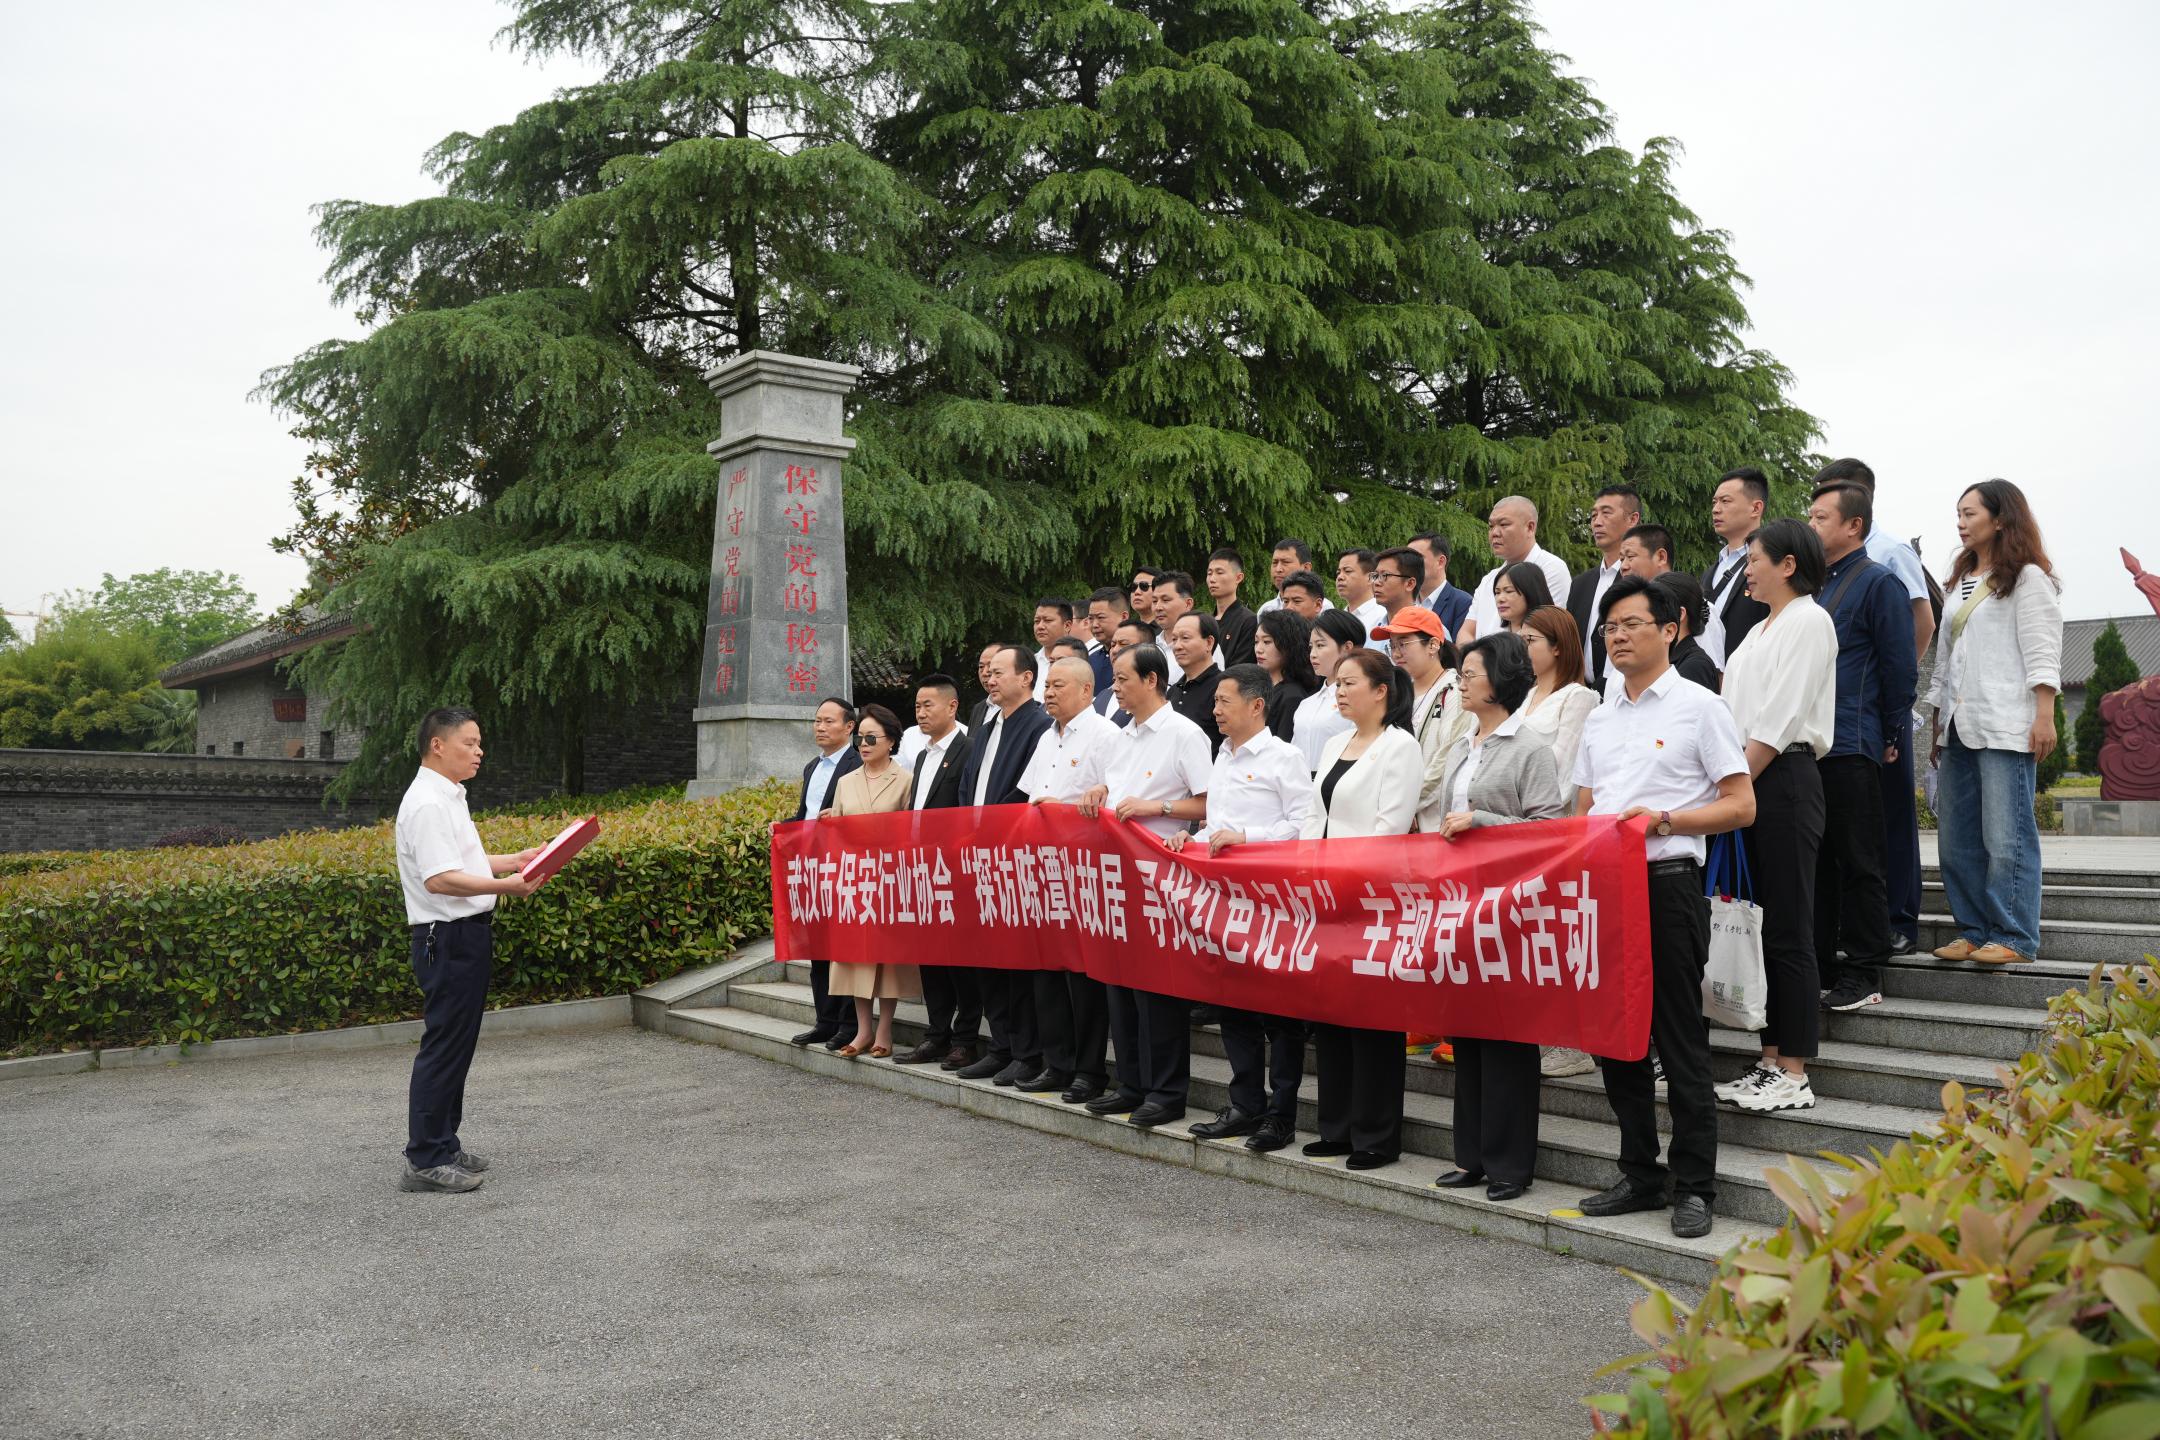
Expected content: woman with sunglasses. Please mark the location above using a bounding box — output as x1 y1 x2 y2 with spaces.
820 702 921 1057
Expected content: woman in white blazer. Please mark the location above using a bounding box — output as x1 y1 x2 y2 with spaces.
1516 606 1601 786
1299 649 1423 1168
1926 480 2064 965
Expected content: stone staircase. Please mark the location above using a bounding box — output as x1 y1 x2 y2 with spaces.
637 862 2158 1286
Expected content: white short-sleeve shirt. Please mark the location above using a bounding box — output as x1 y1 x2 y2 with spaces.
1196 730 1313 844
395 766 494 924
1081 703 1215 839
1572 665 1750 864
1021 707 1117 803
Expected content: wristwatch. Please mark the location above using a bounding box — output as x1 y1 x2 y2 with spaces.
1655 810 1674 837
1161 800 1173 817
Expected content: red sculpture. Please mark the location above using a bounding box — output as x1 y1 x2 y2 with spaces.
2099 551 2160 801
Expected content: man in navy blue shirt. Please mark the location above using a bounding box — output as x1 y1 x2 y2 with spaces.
1806 483 1918 1011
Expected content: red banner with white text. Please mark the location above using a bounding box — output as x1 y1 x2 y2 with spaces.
770 806 1654 1059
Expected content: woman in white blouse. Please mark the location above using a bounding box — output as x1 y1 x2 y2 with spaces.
1516 605 1601 786
1292 608 1365 773
1299 649 1423 1169
1927 480 2063 967
1511 604 1604 1078
1715 519 1837 1115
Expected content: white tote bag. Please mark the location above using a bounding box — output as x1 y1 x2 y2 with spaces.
1701 834 1768 1031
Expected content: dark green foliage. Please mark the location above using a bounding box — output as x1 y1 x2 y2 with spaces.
265 0 1815 789
2077 621 2142 773
2038 690 2070 790
1597 965 2160 1437
0 781 791 1055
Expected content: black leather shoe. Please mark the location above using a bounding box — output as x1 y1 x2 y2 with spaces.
955 1054 1006 1080
891 1041 944 1065
1485 1180 1530 1202
1189 1106 1260 1140
1301 1139 1351 1158
1345 1150 1398 1171
1581 1179 1669 1217
1245 1115 1294 1152
1061 1078 1104 1105
1432 1168 1486 1189
938 1045 976 1071
1670 1195 1714 1238
1017 1068 1070 1093
822 1032 856 1052
1189 1004 1223 1027
1085 1090 1144 1116
1128 1101 1186 1128
990 1060 1032 1087
790 1027 836 1047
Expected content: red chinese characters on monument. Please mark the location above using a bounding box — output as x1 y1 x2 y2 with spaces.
785 464 819 495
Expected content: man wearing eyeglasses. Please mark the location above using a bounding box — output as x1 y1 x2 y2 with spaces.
1570 576 1756 1240
1369 546 1427 658
788 695 862 1051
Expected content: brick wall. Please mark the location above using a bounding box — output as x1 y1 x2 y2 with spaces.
0 750 371 854
194 671 365 762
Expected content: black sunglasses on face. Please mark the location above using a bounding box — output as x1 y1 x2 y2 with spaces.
855 732 886 747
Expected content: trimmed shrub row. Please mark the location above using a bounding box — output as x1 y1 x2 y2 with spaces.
0 780 792 1055
1595 964 2160 1438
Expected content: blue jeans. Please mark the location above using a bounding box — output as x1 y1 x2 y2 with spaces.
1935 737 2041 955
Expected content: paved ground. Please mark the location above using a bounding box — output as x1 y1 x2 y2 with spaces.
1 1027 1650 1439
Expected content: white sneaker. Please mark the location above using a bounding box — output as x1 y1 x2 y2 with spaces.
1540 1046 1597 1078
1734 1068 1815 1113
1714 1060 1778 1105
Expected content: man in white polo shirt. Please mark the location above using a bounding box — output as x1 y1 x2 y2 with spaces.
394 707 542 1194
1076 644 1212 1128
1168 665 1312 1153
1570 576 1755 1240
1021 655 1120 1102
1457 495 1572 644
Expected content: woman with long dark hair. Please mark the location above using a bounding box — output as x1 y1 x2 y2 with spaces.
1299 649 1423 1169
1927 480 2063 965
1493 562 1556 634
1255 608 1319 743
1293 608 1366 771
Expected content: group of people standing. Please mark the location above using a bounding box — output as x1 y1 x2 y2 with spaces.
784 460 2064 1241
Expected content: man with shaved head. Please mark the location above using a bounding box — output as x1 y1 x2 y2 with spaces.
1019 654 1119 1101
1458 495 1571 644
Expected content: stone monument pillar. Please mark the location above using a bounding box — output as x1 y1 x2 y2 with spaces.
686 350 862 800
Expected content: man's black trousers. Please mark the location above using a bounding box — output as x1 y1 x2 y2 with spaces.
406 914 493 1170
1818 753 1894 992
1598 862 1719 1202
1221 1009 1305 1120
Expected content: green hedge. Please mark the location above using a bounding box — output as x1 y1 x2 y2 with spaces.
1595 964 2160 1438
0 780 792 1056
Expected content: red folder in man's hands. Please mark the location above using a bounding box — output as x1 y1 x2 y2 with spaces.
522 816 599 884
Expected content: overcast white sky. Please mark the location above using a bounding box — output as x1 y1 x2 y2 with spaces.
3 1 2153 628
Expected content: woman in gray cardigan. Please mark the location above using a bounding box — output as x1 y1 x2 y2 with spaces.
1424 631 1566 1201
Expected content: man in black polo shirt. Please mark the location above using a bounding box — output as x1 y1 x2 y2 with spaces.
1166 611 1224 756
1571 577 1756 1239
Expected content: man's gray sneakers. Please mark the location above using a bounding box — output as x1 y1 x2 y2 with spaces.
400 1163 482 1193
453 1150 491 1173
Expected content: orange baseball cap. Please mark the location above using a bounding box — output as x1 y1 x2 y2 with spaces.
1370 606 1447 641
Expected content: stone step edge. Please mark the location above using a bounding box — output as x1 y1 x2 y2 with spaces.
730 979 1941 1149
1919 911 2160 941
654 1001 1777 1289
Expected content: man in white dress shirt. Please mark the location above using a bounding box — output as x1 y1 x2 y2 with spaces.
394 708 543 1194
1257 538 1316 615
1076 644 1213 1129
1030 597 1072 703
1699 468 1770 670
1167 666 1313 1153
1334 548 1389 636
1458 496 1571 644
1570 576 1756 1240
1021 657 1120 1102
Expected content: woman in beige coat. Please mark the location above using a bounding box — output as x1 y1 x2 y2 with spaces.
820 703 921 1056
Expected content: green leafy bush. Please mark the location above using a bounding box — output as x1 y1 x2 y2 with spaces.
1594 964 2160 1438
0 780 791 1056
473 783 687 820
0 852 85 880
